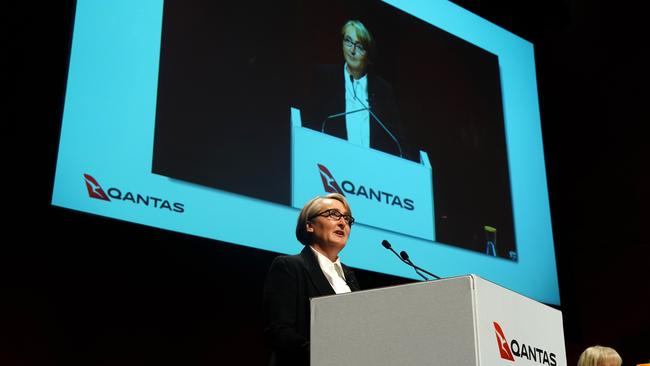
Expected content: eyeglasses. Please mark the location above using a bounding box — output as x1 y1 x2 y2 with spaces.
310 209 355 226
343 36 366 54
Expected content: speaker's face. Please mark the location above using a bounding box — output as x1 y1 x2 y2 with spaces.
342 28 368 77
306 198 351 256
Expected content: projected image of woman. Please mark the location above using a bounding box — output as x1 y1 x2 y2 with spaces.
302 20 412 160
263 193 360 366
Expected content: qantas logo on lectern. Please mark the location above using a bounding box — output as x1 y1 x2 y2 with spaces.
494 322 515 361
492 321 558 366
84 174 111 201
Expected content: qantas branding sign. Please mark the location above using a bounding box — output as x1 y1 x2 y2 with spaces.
494 322 516 361
83 174 185 213
493 322 557 366
84 174 111 201
317 164 345 196
317 164 415 211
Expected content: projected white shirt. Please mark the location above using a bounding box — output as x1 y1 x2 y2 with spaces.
310 246 351 294
344 63 370 148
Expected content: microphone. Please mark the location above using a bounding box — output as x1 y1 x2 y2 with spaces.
398 251 429 280
321 107 368 133
349 75 404 158
400 250 441 280
381 240 428 281
319 75 370 134
381 240 405 262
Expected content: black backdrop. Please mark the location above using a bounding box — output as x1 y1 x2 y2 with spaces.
6 1 649 365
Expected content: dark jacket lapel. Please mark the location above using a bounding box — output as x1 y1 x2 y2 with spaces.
300 246 336 297
300 246 361 295
342 264 361 291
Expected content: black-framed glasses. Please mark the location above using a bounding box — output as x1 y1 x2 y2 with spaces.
310 209 355 226
342 36 366 54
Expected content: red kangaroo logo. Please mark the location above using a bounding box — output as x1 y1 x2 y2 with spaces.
83 174 110 201
317 164 345 195
494 322 515 361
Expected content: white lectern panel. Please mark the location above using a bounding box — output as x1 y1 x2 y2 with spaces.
311 275 566 366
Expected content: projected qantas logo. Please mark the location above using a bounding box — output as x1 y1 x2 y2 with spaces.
84 174 110 201
317 164 345 195
493 322 557 366
316 164 414 210
83 173 184 213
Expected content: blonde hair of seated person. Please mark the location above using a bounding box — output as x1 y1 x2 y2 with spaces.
577 345 622 366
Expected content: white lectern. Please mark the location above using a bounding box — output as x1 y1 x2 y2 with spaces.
311 275 566 366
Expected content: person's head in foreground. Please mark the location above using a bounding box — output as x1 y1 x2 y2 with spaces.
577 345 622 366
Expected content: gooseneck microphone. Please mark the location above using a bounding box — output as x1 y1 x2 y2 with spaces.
381 240 428 281
349 75 404 158
321 107 368 133
398 251 429 280
381 240 406 263
400 250 441 280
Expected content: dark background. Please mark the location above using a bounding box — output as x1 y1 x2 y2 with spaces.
6 1 649 365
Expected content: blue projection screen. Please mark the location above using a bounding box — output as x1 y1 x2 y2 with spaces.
52 0 559 304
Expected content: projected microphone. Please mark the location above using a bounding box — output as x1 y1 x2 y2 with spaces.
321 107 368 134
381 240 427 281
400 250 441 280
350 75 404 158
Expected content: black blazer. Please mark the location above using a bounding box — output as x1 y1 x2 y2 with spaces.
302 64 414 160
263 246 360 366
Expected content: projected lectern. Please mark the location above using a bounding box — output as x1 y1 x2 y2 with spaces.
290 108 435 240
311 275 567 366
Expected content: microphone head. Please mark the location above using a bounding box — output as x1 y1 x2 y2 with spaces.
381 240 392 249
399 251 410 261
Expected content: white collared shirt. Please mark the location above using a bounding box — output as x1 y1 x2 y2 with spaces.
310 246 351 294
344 63 370 148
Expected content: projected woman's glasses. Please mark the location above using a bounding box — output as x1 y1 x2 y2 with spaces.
343 36 366 54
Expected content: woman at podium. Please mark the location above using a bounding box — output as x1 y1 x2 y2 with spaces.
263 193 360 366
